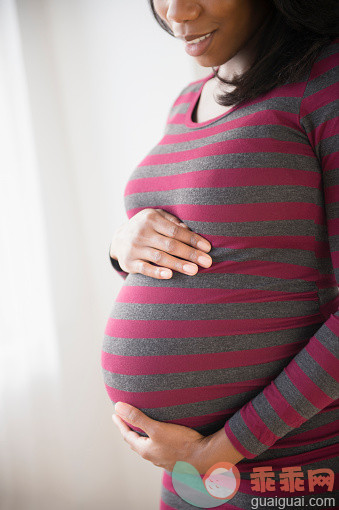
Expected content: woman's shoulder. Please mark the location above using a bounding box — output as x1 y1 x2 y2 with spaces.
304 36 339 87
300 37 339 115
298 37 338 159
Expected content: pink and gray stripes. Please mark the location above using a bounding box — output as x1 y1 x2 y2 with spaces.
103 37 339 508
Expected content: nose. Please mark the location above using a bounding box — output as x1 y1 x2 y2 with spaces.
166 0 201 23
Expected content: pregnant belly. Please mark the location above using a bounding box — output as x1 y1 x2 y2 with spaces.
101 273 323 436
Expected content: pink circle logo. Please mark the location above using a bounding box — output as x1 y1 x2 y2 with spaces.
172 460 241 508
203 462 241 500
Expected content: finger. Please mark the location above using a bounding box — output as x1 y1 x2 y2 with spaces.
115 402 156 437
113 414 149 453
152 215 212 253
112 413 132 433
155 209 190 229
142 236 212 270
138 246 207 276
131 259 173 279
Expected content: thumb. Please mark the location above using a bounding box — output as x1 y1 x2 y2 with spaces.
114 402 155 436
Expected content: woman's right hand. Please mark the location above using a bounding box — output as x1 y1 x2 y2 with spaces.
109 208 213 279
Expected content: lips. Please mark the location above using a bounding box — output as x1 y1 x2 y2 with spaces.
176 30 216 42
184 31 215 42
184 30 216 57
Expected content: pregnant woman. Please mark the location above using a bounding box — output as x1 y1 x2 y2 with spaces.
102 1 339 508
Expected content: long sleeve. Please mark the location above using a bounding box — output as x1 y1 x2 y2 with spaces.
223 43 339 459
109 244 128 279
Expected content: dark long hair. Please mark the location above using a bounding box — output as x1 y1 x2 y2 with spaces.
148 0 339 107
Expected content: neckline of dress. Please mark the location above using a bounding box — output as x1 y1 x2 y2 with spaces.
184 70 241 129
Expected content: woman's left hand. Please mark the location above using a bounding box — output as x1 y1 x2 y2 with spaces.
112 402 244 474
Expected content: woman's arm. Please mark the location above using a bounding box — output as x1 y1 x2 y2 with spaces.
222 39 339 459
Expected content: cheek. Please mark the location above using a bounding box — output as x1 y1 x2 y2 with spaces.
211 0 248 18
216 0 255 30
220 7 256 46
152 0 167 20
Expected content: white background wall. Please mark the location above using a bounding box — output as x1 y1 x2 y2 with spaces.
0 1 209 509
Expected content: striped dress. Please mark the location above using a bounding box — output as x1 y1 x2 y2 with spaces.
102 37 339 509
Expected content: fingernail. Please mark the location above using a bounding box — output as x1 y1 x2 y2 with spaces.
183 264 197 274
179 222 189 228
160 270 171 278
197 240 211 251
198 256 211 267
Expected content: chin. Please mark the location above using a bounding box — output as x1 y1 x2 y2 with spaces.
194 56 221 68
194 50 236 69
